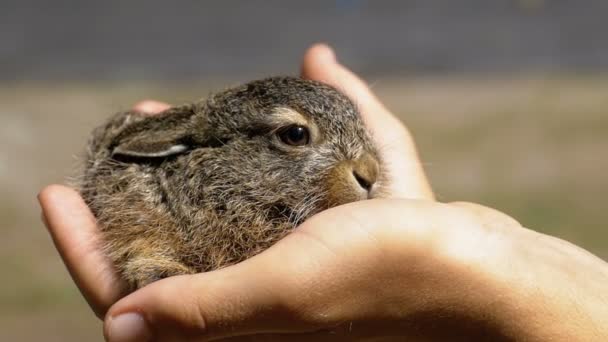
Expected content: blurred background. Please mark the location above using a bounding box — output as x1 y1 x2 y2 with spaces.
2 0 607 340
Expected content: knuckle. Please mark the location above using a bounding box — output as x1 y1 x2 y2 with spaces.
429 203 505 266
150 277 210 335
450 201 523 230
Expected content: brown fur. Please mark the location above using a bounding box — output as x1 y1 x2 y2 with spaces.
79 76 385 290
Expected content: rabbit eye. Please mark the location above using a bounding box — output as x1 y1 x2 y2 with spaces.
277 125 310 146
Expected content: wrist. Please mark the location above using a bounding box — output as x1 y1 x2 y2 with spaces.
481 228 608 341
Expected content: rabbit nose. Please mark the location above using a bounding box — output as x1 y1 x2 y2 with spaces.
352 153 379 194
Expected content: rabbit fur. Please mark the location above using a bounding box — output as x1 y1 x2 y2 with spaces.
80 76 384 290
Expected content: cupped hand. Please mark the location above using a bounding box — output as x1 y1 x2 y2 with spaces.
38 45 432 320
100 199 608 341
38 44 608 342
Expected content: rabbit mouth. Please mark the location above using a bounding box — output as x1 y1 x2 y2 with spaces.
323 152 380 207
366 183 381 200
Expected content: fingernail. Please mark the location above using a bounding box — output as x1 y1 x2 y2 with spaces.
105 312 151 342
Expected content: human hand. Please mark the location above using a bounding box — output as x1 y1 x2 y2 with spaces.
39 44 608 341
101 199 608 341
101 46 608 341
38 44 432 320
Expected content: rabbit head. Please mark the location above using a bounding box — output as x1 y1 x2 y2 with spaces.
108 77 382 222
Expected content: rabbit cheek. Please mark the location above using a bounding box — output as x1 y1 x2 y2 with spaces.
325 161 370 207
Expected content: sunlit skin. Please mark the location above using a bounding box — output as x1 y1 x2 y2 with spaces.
39 44 608 341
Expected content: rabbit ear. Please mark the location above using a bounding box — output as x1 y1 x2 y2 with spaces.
111 108 197 159
112 136 189 158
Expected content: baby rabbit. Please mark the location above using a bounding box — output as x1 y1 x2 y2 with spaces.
80 76 384 290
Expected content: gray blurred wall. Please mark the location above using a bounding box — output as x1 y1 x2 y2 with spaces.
2 0 608 81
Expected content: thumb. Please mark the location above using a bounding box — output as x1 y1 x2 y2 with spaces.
102 222 346 341
103 258 306 341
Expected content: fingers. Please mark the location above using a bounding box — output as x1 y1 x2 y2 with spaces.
38 185 127 319
300 43 434 200
103 199 452 341
132 100 171 115
102 209 366 341
104 244 320 341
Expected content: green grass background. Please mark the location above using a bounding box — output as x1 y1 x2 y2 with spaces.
1 75 606 341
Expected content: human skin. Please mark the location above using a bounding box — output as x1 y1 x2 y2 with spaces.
38 44 608 341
